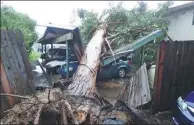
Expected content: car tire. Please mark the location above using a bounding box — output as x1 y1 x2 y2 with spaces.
118 68 126 78
54 66 61 74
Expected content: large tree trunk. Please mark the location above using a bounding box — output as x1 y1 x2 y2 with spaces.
68 27 107 98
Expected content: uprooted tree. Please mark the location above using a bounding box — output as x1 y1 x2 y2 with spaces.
1 25 135 125
78 1 173 67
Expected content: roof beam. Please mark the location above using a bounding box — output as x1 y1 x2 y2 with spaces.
53 32 73 44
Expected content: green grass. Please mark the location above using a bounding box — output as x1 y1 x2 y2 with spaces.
29 50 41 62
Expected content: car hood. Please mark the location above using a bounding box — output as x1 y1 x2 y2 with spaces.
46 60 66 67
185 91 194 108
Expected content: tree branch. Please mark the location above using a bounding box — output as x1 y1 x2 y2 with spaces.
0 93 30 99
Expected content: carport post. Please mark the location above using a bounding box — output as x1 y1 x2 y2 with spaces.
140 45 145 65
44 44 47 53
51 43 53 59
41 44 43 53
66 41 69 78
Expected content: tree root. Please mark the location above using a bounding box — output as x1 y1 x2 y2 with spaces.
33 104 45 125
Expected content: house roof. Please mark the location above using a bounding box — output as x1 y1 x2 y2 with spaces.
169 2 194 14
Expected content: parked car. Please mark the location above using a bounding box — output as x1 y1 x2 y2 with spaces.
40 47 67 61
45 54 78 74
57 58 131 79
172 91 194 125
57 61 79 78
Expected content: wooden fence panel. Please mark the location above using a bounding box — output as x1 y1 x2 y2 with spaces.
0 29 35 113
152 41 194 112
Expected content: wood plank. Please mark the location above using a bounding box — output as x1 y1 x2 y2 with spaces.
53 32 73 44
152 41 166 113
2 30 26 95
7 30 28 95
0 60 15 108
8 31 27 79
15 30 35 94
1 30 17 92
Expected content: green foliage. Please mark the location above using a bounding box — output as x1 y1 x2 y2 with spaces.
1 5 38 55
77 9 98 44
78 1 173 67
29 50 41 62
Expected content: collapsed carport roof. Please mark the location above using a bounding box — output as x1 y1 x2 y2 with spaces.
102 29 165 66
37 24 83 61
37 24 82 46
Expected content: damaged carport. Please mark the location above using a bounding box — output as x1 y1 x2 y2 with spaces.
37 24 84 78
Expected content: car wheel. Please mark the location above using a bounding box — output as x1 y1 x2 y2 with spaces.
54 66 61 74
118 68 126 78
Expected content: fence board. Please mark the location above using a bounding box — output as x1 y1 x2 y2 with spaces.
152 40 194 112
0 29 35 112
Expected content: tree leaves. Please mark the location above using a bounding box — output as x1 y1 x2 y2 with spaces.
1 5 38 55
78 1 173 66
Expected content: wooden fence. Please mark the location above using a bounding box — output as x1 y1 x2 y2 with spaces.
0 30 35 114
152 40 194 112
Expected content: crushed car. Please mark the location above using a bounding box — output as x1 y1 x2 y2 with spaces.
57 55 132 79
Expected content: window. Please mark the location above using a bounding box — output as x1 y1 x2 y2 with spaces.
193 12 194 25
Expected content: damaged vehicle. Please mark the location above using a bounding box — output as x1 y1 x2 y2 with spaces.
172 91 194 125
57 56 132 79
42 47 78 74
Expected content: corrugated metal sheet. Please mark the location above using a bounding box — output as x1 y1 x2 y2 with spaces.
118 63 151 108
103 30 165 66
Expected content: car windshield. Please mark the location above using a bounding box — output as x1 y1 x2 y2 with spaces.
48 49 58 55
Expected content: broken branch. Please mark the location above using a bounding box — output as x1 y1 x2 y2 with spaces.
33 104 45 125
105 38 116 63
59 101 68 125
0 93 30 99
63 100 79 125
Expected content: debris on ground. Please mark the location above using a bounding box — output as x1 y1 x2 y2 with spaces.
118 63 151 108
130 107 174 125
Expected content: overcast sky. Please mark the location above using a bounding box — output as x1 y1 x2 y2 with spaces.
2 1 192 37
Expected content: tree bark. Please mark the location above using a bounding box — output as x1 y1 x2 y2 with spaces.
68 27 107 98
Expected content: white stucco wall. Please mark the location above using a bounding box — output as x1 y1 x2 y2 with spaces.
167 8 194 41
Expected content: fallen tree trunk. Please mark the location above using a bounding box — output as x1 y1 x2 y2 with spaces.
68 27 107 98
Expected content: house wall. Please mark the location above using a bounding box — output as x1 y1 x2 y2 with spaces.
167 8 194 41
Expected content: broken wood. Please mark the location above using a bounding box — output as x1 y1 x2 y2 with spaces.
118 63 151 108
59 101 68 125
105 38 116 63
0 93 30 99
63 100 79 125
33 104 45 125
